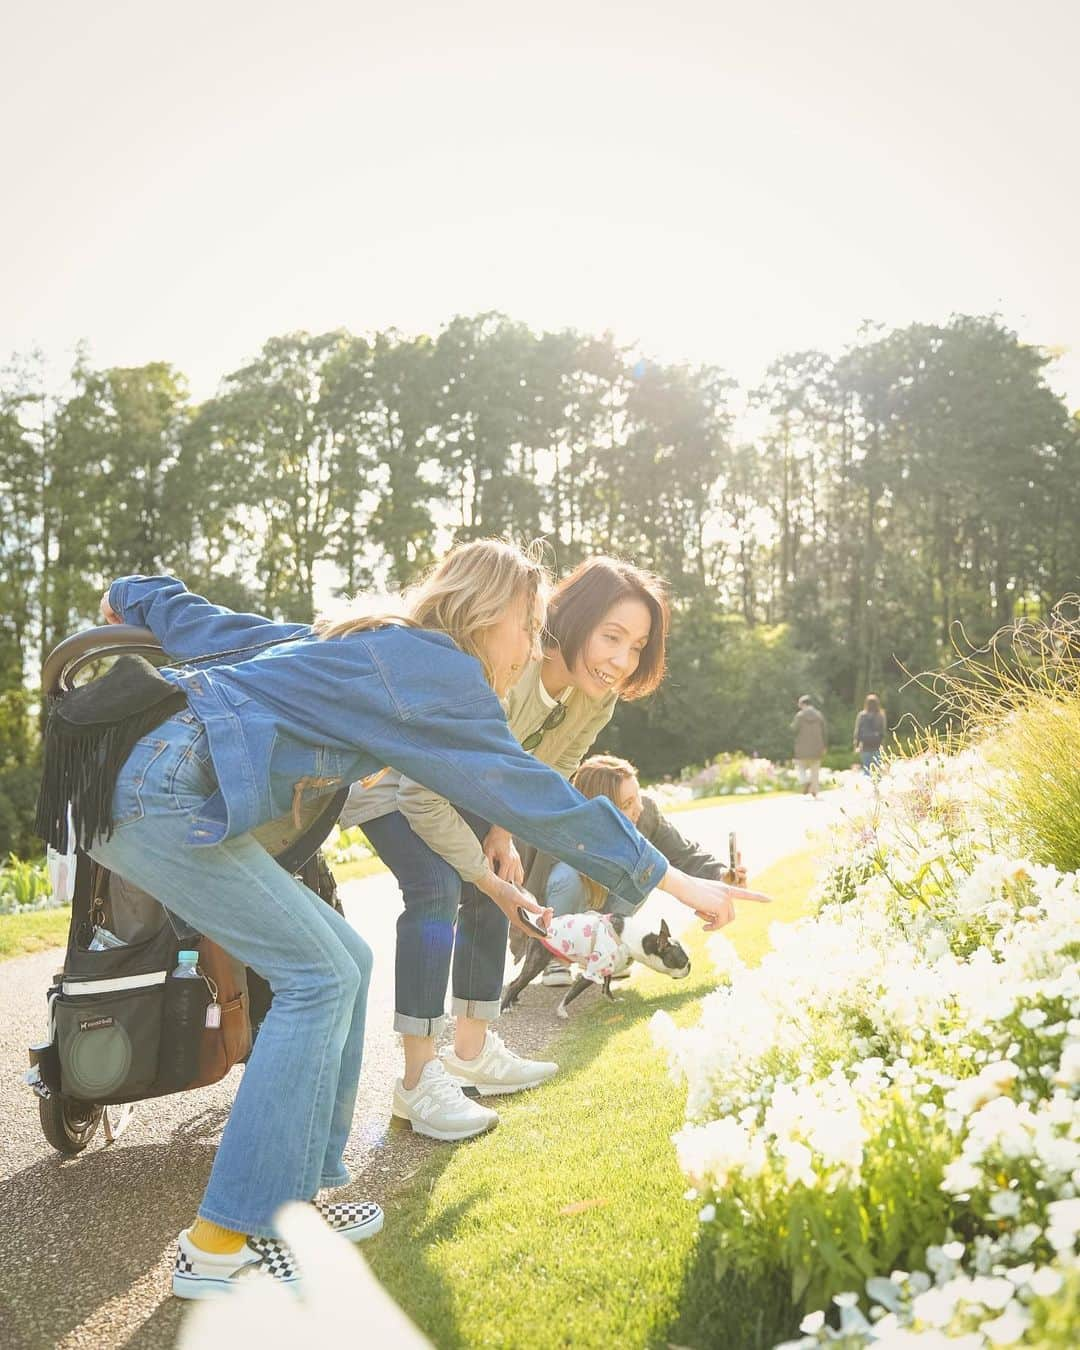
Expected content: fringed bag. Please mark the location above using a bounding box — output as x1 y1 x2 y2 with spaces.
35 655 187 853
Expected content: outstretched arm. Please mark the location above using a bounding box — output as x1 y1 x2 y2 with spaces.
106 575 309 663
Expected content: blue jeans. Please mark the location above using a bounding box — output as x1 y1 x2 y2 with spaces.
90 709 372 1238
363 810 509 1035
545 861 590 917
860 748 882 775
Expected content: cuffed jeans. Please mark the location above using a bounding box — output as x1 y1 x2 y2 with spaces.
90 709 372 1238
362 810 509 1035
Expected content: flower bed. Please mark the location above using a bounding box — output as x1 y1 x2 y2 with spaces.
682 752 836 797
652 748 1080 1347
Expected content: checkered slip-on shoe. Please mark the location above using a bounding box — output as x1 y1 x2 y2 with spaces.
311 1198 384 1243
172 1229 300 1300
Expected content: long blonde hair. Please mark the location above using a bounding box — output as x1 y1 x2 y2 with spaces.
314 539 550 688
569 754 640 908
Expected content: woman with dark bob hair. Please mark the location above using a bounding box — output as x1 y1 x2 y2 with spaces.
343 555 715 1143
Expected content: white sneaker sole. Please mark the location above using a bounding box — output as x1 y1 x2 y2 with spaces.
172 1270 300 1300
391 1104 497 1142
325 1210 385 1242
443 1071 557 1097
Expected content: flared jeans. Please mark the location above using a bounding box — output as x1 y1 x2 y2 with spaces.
90 709 372 1237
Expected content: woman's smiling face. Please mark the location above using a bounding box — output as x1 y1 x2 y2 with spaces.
572 597 652 698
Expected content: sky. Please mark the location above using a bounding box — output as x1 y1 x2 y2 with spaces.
3 0 1079 409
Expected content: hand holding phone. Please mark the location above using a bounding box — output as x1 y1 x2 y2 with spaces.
516 906 549 938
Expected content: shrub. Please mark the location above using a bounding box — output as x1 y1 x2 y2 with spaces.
985 694 1080 875
0 853 51 913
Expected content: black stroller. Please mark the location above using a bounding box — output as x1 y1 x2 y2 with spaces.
27 624 347 1155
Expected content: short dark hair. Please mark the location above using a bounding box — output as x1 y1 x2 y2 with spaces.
544 557 669 700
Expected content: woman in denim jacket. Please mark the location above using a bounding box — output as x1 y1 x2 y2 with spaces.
94 542 758 1298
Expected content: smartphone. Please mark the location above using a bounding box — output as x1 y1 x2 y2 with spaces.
516 906 549 938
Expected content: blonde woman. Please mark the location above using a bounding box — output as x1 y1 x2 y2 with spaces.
347 555 768 1141
92 542 754 1297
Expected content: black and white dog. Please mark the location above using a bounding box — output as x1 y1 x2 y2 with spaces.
501 910 691 1019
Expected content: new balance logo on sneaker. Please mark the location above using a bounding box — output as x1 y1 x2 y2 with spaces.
392 1059 498 1141
441 1030 558 1096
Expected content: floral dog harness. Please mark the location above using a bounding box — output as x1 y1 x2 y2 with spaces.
539 912 626 984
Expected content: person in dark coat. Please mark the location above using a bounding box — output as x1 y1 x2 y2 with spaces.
854 693 887 775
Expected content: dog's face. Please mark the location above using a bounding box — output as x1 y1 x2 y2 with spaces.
635 918 691 980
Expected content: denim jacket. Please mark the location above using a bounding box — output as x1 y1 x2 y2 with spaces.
107 576 666 908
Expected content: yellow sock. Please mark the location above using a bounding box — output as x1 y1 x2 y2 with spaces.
189 1218 248 1254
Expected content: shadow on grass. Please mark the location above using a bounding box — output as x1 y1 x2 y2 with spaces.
364 978 713 1349
662 1228 796 1350
367 1181 488 1349
507 977 711 1050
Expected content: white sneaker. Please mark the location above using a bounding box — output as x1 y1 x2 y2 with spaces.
392 1059 498 1141
442 1030 558 1096
541 962 574 987
172 1229 300 1299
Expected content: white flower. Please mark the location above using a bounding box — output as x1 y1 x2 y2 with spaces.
945 1059 1019 1116
1045 1196 1080 1252
988 1189 1021 1219
965 1275 1016 1310
1029 1266 1063 1297
980 1302 1030 1345
941 1159 982 1194
911 1285 959 1327
1054 1040 1080 1088
706 932 746 979
1007 1224 1040 1255
777 1138 816 1188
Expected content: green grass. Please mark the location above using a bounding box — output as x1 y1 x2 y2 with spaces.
368 844 822 1350
334 852 388 883
0 906 71 961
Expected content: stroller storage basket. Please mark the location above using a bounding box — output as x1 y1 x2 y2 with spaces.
55 983 166 1102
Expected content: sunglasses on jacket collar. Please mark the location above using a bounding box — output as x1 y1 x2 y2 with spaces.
521 700 568 752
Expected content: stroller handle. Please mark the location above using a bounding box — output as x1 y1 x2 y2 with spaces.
42 626 162 698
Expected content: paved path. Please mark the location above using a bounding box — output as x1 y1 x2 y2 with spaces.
0 790 846 1350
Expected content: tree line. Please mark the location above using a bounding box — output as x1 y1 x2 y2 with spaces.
1 312 1077 853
